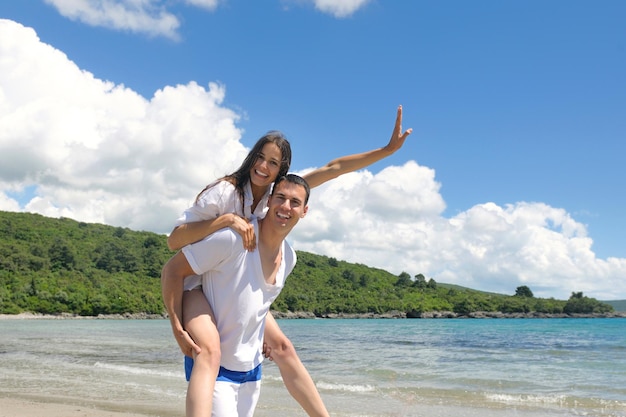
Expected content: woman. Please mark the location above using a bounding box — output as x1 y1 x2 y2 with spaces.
166 106 412 417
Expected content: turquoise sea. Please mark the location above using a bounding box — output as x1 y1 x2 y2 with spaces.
0 317 625 417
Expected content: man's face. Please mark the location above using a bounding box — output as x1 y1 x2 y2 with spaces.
267 181 308 230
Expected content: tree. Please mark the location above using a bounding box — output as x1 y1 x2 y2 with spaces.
395 272 412 287
413 274 427 288
453 298 476 315
563 292 614 314
48 237 76 270
515 285 534 298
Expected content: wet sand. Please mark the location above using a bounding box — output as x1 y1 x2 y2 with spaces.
0 397 159 417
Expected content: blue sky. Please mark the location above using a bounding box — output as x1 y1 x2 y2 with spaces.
1 0 625 300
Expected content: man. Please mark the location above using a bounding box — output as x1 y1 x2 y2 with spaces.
162 174 310 417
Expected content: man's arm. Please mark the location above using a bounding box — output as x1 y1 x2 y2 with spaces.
161 252 202 357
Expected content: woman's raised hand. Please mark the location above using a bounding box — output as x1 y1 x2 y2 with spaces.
384 105 413 154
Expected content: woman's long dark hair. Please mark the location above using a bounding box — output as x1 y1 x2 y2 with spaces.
195 131 292 213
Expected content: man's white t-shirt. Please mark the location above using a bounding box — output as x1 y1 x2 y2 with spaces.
182 218 296 372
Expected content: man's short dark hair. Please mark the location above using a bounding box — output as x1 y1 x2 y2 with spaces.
273 174 310 204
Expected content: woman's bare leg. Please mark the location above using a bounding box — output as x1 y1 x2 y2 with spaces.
263 312 329 417
183 288 221 417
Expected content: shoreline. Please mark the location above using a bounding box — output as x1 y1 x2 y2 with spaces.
0 394 578 417
0 396 160 417
0 312 167 320
1 310 625 320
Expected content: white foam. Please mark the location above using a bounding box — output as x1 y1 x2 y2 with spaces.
484 392 567 405
316 381 376 393
93 362 181 378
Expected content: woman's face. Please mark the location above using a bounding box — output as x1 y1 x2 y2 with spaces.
250 142 282 188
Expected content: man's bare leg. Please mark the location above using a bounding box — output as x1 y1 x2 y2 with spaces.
263 312 330 417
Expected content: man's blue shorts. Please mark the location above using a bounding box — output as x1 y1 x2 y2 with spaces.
184 356 262 383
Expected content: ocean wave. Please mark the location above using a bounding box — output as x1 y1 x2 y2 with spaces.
484 392 626 416
316 381 376 393
262 374 376 393
93 361 181 378
485 392 568 406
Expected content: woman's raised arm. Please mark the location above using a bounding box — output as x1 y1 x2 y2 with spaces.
303 105 412 189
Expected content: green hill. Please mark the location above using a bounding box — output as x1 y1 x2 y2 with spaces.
0 211 615 317
603 300 626 312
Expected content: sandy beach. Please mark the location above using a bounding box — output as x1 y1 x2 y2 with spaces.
0 397 157 417
0 395 592 417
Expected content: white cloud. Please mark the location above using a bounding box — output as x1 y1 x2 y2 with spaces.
183 0 220 9
43 0 194 40
292 186 626 300
43 0 370 39
1 19 625 301
310 0 371 18
0 190 21 212
0 19 244 232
